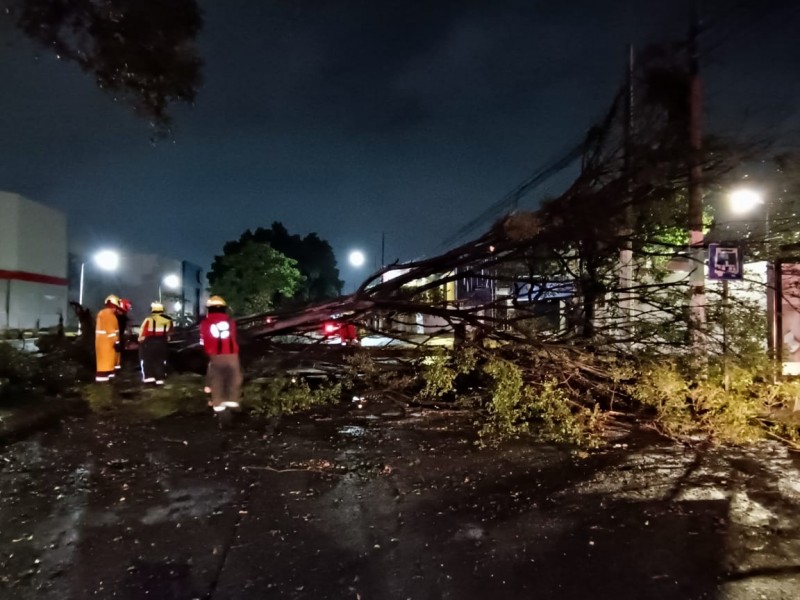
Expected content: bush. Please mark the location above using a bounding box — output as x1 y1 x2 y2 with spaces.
0 342 39 388
632 359 800 445
242 376 341 418
477 356 601 448
1 338 90 402
417 347 478 400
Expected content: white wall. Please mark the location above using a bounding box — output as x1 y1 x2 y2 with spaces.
0 192 20 271
0 192 68 331
15 194 67 277
5 280 65 329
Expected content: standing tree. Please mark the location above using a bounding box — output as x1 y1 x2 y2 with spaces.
6 0 204 135
212 223 343 302
208 240 304 315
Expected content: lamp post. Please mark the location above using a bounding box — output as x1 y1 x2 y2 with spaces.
728 187 774 361
79 249 120 306
78 249 120 333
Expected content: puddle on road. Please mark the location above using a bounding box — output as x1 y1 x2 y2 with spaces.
338 425 367 438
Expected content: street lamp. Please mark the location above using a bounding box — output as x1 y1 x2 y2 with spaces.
79 249 120 306
729 188 764 215
728 187 769 250
160 273 181 302
348 250 366 268
727 187 775 360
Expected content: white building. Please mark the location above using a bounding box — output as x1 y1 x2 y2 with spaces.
0 192 68 331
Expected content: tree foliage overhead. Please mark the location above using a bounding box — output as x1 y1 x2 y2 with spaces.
211 223 343 303
8 0 204 134
208 240 304 316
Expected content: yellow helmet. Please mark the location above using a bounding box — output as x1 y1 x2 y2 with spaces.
104 294 122 308
150 302 165 313
206 295 227 308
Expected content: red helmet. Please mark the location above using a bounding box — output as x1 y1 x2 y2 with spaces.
120 299 133 313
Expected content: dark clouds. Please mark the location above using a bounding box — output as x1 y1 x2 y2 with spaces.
1 1 798 289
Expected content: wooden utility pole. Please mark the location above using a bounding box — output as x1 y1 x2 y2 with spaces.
688 6 706 354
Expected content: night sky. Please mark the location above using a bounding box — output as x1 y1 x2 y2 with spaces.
2 0 799 290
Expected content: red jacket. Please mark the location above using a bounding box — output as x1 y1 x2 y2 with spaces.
200 313 239 356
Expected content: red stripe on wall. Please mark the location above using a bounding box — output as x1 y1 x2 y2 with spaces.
0 269 68 286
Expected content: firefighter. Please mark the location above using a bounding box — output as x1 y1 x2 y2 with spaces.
199 295 242 413
137 301 173 385
115 298 133 372
95 295 123 382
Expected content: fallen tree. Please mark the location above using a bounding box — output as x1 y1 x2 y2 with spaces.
189 42 800 448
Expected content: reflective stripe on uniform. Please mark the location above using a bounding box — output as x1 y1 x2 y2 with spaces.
210 322 231 339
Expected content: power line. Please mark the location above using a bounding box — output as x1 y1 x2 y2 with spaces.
436 141 586 251
435 1 798 256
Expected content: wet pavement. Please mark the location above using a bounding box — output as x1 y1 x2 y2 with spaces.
1 398 800 599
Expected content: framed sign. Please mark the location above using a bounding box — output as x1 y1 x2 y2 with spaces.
708 244 743 280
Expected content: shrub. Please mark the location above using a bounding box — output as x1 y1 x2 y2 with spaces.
477 356 601 448
418 347 478 400
632 359 800 445
242 376 341 418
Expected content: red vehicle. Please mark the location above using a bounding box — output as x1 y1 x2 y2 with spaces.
322 320 358 345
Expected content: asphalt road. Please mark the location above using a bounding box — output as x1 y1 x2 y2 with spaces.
1 398 799 599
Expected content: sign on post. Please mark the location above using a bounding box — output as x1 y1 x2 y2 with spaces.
708 244 743 280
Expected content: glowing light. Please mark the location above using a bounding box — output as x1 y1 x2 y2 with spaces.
729 188 763 215
348 250 366 268
162 273 181 290
93 249 120 272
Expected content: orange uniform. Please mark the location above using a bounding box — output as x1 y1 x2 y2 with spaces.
95 307 120 382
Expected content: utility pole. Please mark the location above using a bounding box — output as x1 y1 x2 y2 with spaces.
619 43 635 333
687 5 707 355
381 232 386 268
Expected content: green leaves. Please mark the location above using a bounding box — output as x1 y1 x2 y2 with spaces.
210 223 343 302
209 240 304 315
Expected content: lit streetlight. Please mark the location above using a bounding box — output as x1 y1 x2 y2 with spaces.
160 273 181 302
348 250 366 268
79 249 120 306
729 188 764 215
77 249 120 334
727 187 773 357
728 187 769 248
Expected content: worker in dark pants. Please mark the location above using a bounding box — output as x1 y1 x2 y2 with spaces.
137 302 173 385
199 295 242 414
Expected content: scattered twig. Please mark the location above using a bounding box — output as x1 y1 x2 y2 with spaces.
241 465 343 476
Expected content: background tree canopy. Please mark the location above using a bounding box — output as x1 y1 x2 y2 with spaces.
208 240 304 315
7 0 204 134
211 223 343 303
